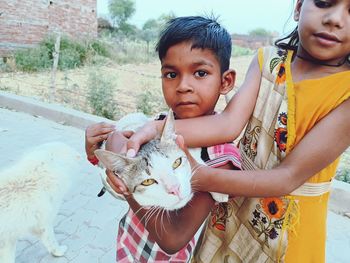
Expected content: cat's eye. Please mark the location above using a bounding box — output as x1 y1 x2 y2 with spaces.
141 179 157 186
172 157 182 169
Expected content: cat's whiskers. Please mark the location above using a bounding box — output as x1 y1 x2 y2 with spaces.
143 206 158 226
133 206 156 231
154 208 163 238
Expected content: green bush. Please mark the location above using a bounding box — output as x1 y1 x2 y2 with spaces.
232 46 255 57
15 46 52 72
59 48 83 69
90 40 111 57
14 36 112 72
136 89 166 116
87 72 119 119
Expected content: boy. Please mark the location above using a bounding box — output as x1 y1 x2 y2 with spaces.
85 16 241 262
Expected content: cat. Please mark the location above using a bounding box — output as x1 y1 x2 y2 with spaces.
0 142 82 263
94 110 228 211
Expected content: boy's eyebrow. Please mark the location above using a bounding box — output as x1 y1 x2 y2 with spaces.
161 60 215 70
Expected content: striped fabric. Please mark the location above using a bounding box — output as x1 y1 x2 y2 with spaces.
116 143 241 262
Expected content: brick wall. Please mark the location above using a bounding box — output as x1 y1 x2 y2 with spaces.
0 0 97 56
232 34 273 50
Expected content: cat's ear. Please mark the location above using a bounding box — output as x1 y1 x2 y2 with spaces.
94 149 129 172
160 109 177 146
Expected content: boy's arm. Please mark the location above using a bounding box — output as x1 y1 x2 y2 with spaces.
192 99 350 197
126 54 262 155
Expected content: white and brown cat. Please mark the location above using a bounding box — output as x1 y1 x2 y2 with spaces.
0 142 81 263
94 110 227 211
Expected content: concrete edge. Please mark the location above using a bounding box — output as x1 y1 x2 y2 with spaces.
0 90 111 130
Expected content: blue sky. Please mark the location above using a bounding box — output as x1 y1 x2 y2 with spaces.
97 0 297 35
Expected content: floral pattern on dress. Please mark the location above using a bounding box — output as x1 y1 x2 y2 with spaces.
210 202 234 231
250 197 288 247
274 112 288 152
241 122 261 160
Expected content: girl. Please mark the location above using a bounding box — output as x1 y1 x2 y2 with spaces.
108 0 350 262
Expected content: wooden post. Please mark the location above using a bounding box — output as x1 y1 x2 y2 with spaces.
50 34 61 102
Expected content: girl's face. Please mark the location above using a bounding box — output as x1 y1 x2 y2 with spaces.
294 0 350 64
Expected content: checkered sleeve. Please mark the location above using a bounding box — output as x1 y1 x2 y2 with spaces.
202 143 241 170
117 209 194 263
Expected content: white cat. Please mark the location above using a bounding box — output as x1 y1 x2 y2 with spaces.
95 110 227 211
0 142 82 263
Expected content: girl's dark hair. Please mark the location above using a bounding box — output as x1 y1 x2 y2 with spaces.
275 26 350 63
156 16 232 73
274 26 299 52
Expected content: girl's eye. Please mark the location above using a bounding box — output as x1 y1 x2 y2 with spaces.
194 70 208 77
164 72 177 79
141 179 157 186
314 0 332 8
172 157 182 169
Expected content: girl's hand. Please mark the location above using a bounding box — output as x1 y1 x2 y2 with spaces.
126 120 164 157
175 135 207 192
85 122 115 159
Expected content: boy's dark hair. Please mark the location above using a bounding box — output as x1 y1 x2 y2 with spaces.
156 16 232 73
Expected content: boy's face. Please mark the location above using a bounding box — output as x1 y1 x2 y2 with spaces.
161 41 233 119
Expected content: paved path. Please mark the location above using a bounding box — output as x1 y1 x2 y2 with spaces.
1 108 128 263
1 106 350 263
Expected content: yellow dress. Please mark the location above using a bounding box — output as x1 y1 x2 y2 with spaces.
192 47 350 263
284 56 350 262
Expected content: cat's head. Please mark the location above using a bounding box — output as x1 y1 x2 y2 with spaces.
94 111 194 210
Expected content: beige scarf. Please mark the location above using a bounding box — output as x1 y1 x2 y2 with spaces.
192 47 299 263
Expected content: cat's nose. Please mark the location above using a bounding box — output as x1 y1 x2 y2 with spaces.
168 185 180 196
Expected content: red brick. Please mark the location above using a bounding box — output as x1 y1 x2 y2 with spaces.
0 0 97 56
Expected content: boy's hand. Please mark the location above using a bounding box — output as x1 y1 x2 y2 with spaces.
85 122 115 159
126 120 164 157
105 169 130 196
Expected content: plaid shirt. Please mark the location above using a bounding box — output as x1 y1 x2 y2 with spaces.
116 143 241 263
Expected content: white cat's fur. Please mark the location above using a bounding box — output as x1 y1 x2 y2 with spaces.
0 142 82 263
95 111 228 211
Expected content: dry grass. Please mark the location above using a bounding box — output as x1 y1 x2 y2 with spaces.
0 55 252 114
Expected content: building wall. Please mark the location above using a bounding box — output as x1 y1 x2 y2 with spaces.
0 0 97 56
232 34 273 50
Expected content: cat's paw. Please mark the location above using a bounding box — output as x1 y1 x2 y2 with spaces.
51 245 68 257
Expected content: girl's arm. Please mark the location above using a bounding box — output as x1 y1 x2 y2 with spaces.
193 98 350 197
126 54 262 155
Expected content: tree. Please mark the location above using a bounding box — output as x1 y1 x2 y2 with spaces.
108 0 135 32
139 12 177 56
140 13 177 47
